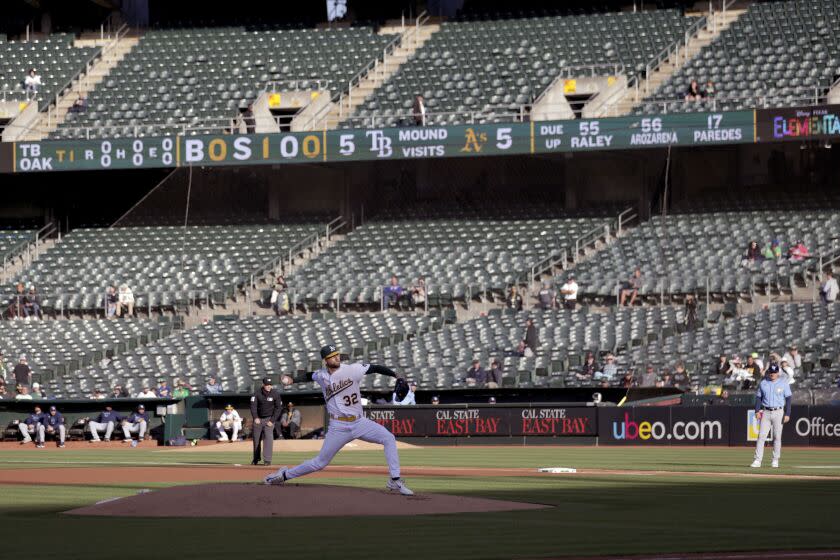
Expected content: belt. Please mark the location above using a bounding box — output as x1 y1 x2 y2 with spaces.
330 414 358 422
762 407 782 411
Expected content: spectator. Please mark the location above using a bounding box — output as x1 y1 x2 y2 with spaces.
242 103 256 134
116 284 134 317
788 240 809 262
672 362 691 390
488 396 497 404
156 379 172 398
820 272 839 305
15 384 33 400
576 352 599 381
216 404 243 442
0 351 6 383
524 318 539 352
430 395 440 405
684 294 698 329
88 404 120 442
750 351 765 372
122 404 149 442
0 385 7 399
43 405 66 448
383 275 406 310
412 94 426 126
137 385 156 398
713 354 730 377
486 358 503 388
659 370 674 387
392 380 416 406
12 282 26 317
30 382 47 399
411 276 426 308
559 274 579 310
743 240 761 265
19 405 46 446
506 285 523 311
68 95 88 113
270 275 289 315
685 79 701 101
105 285 118 318
782 345 802 375
595 353 618 382
109 385 126 399
23 287 41 319
621 370 636 388
779 359 796 385
513 339 532 358
702 80 715 98
24 68 41 97
640 365 657 387
464 359 485 385
762 239 782 262
13 355 32 388
91 388 106 400
172 378 190 398
725 355 751 389
619 268 642 306
537 281 555 310
204 377 223 395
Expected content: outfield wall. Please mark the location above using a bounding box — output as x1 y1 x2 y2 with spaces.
2 399 838 447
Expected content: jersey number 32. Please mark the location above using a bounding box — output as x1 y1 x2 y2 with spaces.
342 393 359 406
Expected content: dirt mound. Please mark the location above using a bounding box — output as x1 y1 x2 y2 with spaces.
64 483 549 518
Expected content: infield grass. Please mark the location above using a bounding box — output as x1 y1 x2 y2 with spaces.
1 446 839 560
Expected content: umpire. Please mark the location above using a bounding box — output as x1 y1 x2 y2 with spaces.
250 376 283 466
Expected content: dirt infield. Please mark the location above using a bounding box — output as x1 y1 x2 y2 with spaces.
63 482 550 518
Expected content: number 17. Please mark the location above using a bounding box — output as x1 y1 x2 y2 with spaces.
707 114 722 129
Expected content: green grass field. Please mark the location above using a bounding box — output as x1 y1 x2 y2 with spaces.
2 446 839 560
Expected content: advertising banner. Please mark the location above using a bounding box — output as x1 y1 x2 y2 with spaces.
730 406 809 447
598 406 728 446
755 104 840 143
364 405 596 437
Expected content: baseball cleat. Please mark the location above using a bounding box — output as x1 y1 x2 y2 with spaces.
749 461 761 468
771 461 779 468
264 466 288 485
386 478 414 496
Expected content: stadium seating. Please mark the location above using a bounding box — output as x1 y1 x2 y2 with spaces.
369 306 685 390
344 9 699 127
1 318 165 389
51 26 395 139
9 223 324 313
635 0 840 114
55 313 439 398
0 34 98 110
624 302 840 390
287 206 613 308
0 230 35 264
566 209 840 301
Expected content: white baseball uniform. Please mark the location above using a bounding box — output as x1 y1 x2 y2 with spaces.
216 410 242 441
284 363 400 480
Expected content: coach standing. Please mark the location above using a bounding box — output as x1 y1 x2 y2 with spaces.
750 364 792 469
250 377 282 466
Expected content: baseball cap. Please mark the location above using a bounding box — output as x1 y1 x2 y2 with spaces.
751 352 759 358
137 404 145 410
261 377 272 386
49 405 56 411
320 344 339 360
225 404 234 410
767 364 780 374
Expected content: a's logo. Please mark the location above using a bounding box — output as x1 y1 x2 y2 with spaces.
366 130 392 157
461 128 487 153
747 410 771 441
328 345 336 353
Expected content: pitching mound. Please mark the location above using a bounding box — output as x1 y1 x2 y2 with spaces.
64 483 549 518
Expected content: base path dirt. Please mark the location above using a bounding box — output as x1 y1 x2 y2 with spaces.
64 482 550 518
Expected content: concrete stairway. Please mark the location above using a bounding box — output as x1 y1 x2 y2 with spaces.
598 9 745 117
20 35 140 140
321 24 439 129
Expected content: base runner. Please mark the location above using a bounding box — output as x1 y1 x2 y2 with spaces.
264 344 413 495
